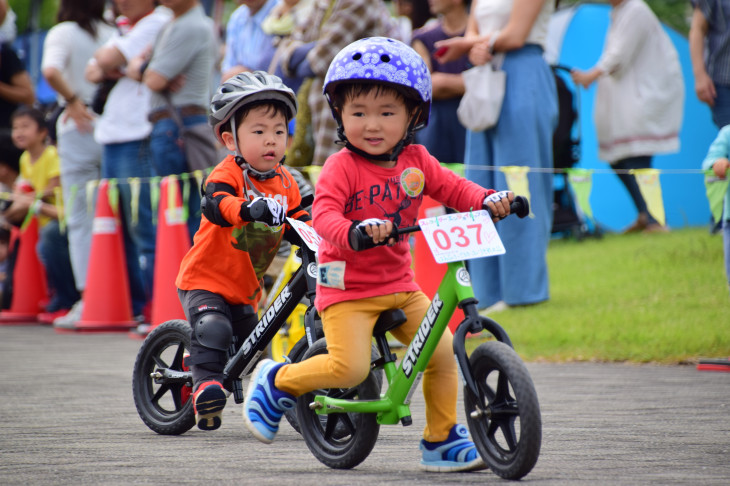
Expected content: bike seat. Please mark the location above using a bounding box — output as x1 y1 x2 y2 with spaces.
373 309 407 336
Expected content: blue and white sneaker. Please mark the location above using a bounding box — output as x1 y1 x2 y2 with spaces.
419 424 487 472
243 359 295 444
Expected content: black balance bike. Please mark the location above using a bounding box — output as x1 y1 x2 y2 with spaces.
133 217 322 435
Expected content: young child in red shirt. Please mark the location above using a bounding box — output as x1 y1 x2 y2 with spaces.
243 37 514 471
176 71 310 431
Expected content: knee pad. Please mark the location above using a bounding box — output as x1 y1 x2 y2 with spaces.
193 311 233 352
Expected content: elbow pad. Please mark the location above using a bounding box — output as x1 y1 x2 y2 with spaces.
201 182 236 227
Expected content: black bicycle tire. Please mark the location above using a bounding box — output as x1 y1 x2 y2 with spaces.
132 320 196 435
296 338 381 469
281 329 324 434
465 341 542 480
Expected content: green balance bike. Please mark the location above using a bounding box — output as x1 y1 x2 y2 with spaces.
295 196 541 480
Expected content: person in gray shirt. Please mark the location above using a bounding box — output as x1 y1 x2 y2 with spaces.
130 0 217 241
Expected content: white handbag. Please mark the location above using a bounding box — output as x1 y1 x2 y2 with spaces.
457 54 506 131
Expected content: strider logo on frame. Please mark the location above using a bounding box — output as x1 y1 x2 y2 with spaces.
241 286 292 354
402 294 444 377
307 262 318 279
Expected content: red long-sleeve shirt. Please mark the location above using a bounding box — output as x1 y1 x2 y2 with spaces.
313 144 494 311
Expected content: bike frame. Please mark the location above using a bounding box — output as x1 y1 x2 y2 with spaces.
310 256 512 425
222 243 318 390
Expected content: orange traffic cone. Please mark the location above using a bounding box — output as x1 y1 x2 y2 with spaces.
413 196 463 333
0 216 48 324
73 180 137 332
149 176 190 331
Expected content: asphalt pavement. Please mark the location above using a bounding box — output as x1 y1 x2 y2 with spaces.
1 324 728 485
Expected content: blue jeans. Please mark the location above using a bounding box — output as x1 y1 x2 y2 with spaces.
37 220 80 311
149 115 205 242
102 139 156 316
712 84 730 129
465 45 557 308
611 156 657 225
415 97 466 164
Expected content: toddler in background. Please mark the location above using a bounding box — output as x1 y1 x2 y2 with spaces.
10 106 79 320
702 126 730 295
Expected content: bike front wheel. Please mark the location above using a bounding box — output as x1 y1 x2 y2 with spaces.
296 338 381 469
465 341 541 480
132 319 195 435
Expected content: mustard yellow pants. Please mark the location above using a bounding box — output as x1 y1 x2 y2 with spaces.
275 291 457 442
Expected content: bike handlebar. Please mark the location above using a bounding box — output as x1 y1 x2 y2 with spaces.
349 195 530 252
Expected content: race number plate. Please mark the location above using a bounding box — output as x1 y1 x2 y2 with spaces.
287 217 322 253
418 210 505 263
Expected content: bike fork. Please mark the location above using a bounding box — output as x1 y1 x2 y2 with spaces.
452 298 512 403
228 340 244 403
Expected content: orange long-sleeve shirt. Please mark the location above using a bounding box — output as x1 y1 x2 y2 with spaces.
176 155 310 309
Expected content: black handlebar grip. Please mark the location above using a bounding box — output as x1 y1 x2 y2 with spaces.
349 226 371 252
511 195 530 218
349 225 395 252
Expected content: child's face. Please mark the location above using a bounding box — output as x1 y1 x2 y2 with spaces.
11 115 45 151
224 105 288 173
340 89 410 160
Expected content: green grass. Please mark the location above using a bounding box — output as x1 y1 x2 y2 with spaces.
468 227 730 364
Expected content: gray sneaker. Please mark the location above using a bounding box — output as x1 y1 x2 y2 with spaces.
53 300 83 329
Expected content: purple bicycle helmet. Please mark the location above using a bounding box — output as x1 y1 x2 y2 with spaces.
324 37 432 136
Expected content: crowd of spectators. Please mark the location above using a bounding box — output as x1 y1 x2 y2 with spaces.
0 0 727 328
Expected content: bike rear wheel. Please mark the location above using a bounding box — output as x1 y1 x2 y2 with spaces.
268 303 308 363
132 320 195 435
296 338 381 469
281 328 323 434
465 341 541 480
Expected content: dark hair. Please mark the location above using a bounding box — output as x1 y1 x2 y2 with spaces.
224 100 291 135
0 226 10 245
330 82 420 117
57 0 110 38
409 0 434 30
0 135 21 173
11 106 48 133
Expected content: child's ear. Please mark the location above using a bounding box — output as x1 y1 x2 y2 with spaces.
220 131 237 151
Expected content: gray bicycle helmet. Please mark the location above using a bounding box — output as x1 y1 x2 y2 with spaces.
209 71 298 143
209 71 298 182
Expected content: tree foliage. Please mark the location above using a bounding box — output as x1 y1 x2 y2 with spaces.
9 0 59 33
559 0 691 35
